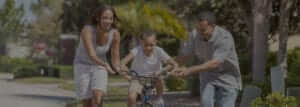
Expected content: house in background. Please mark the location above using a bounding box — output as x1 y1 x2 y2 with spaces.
4 35 32 58
3 34 78 66
269 34 300 52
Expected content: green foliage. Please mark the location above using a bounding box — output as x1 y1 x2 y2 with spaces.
252 81 272 98
29 0 63 45
53 65 73 79
251 92 298 107
0 56 73 79
0 56 34 73
12 64 40 79
0 0 24 44
187 74 200 96
266 52 277 72
157 37 180 56
143 3 187 39
286 48 300 87
115 2 187 40
9 57 34 65
0 57 38 78
0 56 13 72
61 0 102 32
12 64 73 79
238 52 277 85
165 76 186 91
227 48 300 91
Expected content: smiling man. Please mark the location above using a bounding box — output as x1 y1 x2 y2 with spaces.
176 11 242 107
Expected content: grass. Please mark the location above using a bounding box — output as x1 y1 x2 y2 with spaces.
66 100 127 107
16 77 65 84
109 75 127 83
64 83 128 107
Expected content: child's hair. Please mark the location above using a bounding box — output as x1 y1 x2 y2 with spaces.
141 29 156 40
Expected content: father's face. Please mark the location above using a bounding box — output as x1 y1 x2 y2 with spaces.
197 20 211 37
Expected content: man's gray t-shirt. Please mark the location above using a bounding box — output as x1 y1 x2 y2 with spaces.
130 46 171 76
184 26 242 90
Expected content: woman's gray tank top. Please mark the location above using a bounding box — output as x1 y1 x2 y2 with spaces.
74 25 115 65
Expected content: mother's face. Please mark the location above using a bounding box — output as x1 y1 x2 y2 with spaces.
98 9 114 31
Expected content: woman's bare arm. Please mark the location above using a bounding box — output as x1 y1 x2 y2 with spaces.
111 30 121 72
81 26 107 67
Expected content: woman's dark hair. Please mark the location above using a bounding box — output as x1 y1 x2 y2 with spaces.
89 5 119 28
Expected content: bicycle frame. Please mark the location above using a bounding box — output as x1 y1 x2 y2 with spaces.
129 70 160 107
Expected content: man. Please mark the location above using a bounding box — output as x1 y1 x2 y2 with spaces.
176 11 242 107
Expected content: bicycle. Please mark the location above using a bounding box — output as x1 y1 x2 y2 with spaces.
129 70 166 107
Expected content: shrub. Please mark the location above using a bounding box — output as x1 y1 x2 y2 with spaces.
286 48 300 87
12 65 40 79
187 74 200 96
251 92 298 107
0 56 13 72
53 65 73 79
165 76 186 91
0 56 34 73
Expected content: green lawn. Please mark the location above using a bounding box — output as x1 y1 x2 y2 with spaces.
16 77 65 84
109 75 127 83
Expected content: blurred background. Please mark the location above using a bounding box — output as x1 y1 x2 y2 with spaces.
0 0 300 107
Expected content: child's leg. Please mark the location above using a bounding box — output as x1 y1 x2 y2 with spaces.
128 92 138 107
128 80 143 107
91 89 104 107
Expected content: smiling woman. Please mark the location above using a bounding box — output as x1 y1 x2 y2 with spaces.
73 5 121 107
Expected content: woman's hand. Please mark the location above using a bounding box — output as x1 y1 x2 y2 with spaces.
105 64 116 74
118 70 132 81
120 64 129 72
123 74 132 81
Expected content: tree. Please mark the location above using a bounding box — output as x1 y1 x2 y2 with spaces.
26 0 65 64
115 2 186 39
0 0 24 44
277 0 299 75
29 0 64 45
61 0 104 33
251 0 273 82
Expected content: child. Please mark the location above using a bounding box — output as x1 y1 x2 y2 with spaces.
120 30 178 107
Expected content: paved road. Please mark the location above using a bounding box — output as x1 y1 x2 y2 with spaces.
0 73 75 107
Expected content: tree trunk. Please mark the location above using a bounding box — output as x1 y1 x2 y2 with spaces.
277 0 294 77
252 0 272 82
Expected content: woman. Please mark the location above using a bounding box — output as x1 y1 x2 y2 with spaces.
73 5 120 107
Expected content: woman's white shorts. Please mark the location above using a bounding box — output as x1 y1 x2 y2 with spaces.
74 64 108 100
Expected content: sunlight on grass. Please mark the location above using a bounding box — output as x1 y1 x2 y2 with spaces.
109 75 127 83
16 77 64 84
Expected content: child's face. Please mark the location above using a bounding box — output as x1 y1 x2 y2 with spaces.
142 35 157 55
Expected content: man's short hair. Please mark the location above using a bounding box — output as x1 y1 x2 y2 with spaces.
197 11 216 25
